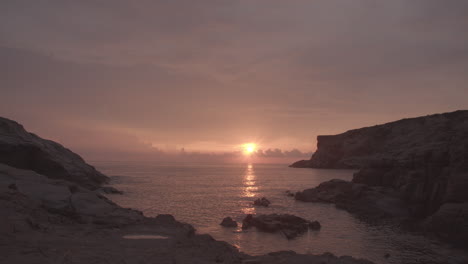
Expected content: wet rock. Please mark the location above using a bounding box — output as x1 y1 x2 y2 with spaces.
241 214 320 239
253 197 271 207
220 217 238 227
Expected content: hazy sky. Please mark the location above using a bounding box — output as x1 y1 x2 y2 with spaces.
1 1 467 162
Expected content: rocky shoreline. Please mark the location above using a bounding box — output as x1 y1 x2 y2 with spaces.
0 117 373 264
291 110 468 248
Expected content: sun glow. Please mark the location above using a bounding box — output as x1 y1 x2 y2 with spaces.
242 143 257 155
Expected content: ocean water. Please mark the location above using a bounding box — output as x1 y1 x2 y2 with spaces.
94 161 467 264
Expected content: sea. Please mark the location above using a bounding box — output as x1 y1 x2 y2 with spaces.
94 161 467 264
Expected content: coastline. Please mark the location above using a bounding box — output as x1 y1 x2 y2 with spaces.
0 117 372 264
0 163 374 264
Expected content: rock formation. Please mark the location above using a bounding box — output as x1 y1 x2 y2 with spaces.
0 117 108 189
242 214 321 239
291 110 468 247
253 197 271 207
295 179 410 221
220 217 238 227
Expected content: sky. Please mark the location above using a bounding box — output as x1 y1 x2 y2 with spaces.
1 0 468 163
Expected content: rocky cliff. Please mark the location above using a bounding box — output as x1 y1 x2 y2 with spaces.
292 110 468 247
0 117 108 189
291 110 468 170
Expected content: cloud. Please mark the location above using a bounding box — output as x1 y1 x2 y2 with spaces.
254 149 312 158
1 1 467 160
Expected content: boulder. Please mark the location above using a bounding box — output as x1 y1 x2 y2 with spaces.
242 214 320 239
253 197 271 207
0 117 108 189
220 217 238 227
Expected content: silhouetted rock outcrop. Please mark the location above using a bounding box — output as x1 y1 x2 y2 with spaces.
253 197 271 207
242 214 320 239
295 179 409 220
291 110 468 247
220 217 238 227
0 117 108 189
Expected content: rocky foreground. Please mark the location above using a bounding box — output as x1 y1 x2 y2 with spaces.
0 117 372 264
291 110 468 248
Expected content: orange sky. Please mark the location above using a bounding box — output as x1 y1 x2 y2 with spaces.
1 1 467 162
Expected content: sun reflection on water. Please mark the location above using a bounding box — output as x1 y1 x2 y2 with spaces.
241 163 257 215
243 164 257 198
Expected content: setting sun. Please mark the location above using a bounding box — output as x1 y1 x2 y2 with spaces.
242 143 257 155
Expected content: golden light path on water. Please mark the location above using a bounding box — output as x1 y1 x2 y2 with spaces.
243 164 257 199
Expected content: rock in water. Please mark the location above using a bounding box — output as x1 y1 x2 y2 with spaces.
0 117 108 189
290 110 468 247
220 217 238 227
242 214 320 239
253 197 271 207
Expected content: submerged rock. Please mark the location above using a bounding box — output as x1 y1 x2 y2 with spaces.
220 217 238 227
253 197 271 207
242 214 320 239
0 117 108 189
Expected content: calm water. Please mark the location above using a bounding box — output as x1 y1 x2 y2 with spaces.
94 161 467 264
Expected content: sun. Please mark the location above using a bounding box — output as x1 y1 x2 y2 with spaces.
243 143 257 155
